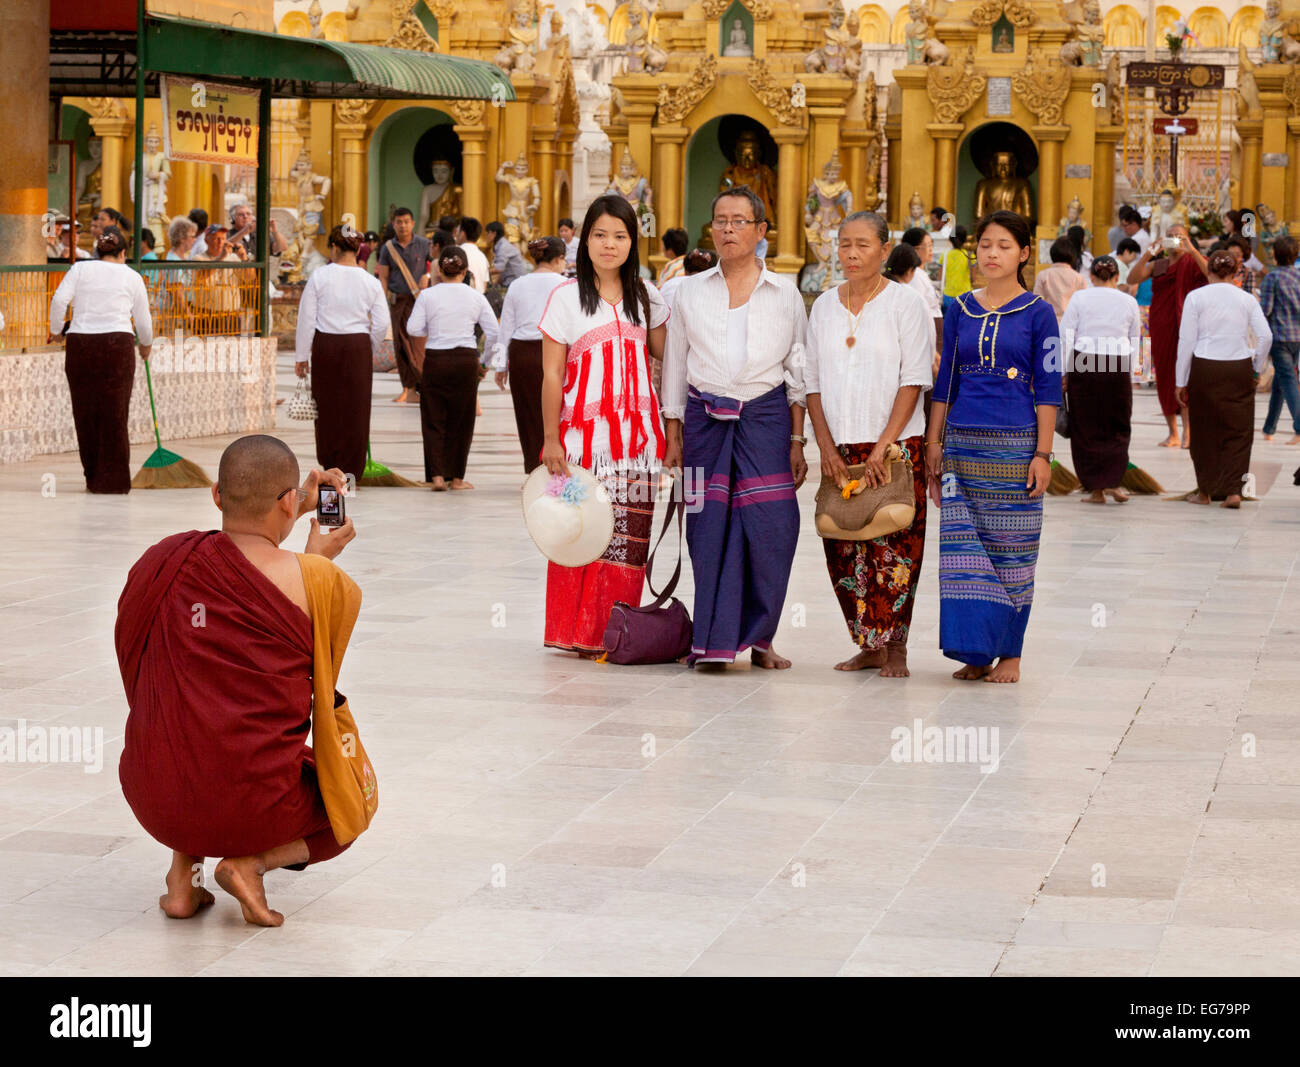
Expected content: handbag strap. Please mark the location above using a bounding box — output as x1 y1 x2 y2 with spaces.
644 493 685 609
386 239 420 294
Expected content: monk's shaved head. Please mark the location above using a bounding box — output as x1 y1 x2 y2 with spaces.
217 435 300 519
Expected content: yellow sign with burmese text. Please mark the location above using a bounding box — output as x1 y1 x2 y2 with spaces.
161 76 261 167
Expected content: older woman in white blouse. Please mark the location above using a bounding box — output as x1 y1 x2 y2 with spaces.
806 211 933 677
1176 249 1273 508
47 226 153 493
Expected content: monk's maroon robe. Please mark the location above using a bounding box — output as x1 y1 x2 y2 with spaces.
116 530 347 865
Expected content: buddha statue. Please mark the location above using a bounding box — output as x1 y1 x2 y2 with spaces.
1149 184 1190 244
419 160 462 235
907 191 927 230
974 151 1033 222
723 18 752 57
1058 196 1090 244
719 130 778 233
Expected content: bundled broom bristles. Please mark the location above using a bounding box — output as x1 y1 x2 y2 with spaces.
1121 462 1163 494
358 444 419 487
132 447 212 489
1047 459 1081 495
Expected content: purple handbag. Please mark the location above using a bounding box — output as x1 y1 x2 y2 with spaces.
601 498 692 665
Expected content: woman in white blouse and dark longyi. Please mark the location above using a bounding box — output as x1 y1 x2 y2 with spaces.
294 225 391 485
407 245 499 490
1058 256 1143 504
47 227 154 494
491 236 568 473
1176 249 1273 508
804 211 934 678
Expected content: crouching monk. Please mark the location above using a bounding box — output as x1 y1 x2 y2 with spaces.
115 434 366 927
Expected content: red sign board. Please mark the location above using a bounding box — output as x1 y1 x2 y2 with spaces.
1154 117 1199 136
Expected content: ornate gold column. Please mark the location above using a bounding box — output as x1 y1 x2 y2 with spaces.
1092 125 1122 257
1032 126 1069 234
772 128 804 276
533 124 558 236
1289 117 1300 225
885 119 902 228
1239 119 1264 209
651 124 690 233
927 124 965 220
335 100 373 227
88 102 132 226
0 0 48 263
452 100 489 224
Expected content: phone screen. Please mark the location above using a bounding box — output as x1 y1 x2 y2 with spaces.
317 487 344 527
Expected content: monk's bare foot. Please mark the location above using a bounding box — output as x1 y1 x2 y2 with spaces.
1158 435 1179 448
1288 435 1300 446
880 642 910 678
953 663 992 680
1181 427 1191 449
834 648 885 671
1222 494 1242 509
984 657 1021 683
450 478 475 490
1082 489 1105 504
752 647 792 670
392 389 408 403
431 476 447 492
1104 487 1130 503
159 853 215 919
1184 491 1210 505
215 857 284 927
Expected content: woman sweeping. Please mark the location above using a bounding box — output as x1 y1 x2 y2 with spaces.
294 225 390 485
47 226 153 494
407 246 499 491
1176 249 1272 508
927 211 1062 684
1059 255 1142 504
538 195 670 657
805 211 933 677
492 236 568 473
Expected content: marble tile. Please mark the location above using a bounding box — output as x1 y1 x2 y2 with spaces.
3 366 1299 975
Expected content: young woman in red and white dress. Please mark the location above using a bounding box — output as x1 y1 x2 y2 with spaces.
538 195 670 657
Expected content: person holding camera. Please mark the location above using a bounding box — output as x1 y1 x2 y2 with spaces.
47 226 153 494
295 226 391 485
1127 222 1208 449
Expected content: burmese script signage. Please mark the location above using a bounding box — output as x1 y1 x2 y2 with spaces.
161 76 261 167
1126 62 1225 90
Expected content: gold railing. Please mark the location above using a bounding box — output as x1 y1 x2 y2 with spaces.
0 264 264 350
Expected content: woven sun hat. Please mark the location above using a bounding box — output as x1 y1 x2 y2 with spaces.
521 464 614 568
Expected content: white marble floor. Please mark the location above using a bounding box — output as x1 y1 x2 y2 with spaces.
1 353 1299 976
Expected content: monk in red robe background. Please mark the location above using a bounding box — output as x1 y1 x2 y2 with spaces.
116 435 359 927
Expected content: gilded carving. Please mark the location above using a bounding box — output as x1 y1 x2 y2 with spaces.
702 0 772 19
657 53 718 125
747 58 807 127
85 98 127 120
450 99 487 127
970 0 1033 28
925 48 986 125
386 2 440 53
1011 48 1072 126
1285 62 1300 116
335 99 375 126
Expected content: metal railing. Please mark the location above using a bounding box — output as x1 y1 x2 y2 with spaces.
0 262 266 351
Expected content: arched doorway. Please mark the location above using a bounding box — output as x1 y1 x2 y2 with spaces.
957 121 1040 229
684 114 779 251
368 106 460 233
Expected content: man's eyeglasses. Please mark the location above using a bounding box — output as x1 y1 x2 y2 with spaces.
277 487 308 504
711 218 758 232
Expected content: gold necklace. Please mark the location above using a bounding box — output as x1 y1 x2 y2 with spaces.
843 275 886 348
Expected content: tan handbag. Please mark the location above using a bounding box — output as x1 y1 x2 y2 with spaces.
814 444 916 540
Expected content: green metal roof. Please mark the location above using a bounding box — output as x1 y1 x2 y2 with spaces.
141 15 515 102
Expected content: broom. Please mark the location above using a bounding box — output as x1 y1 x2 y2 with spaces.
1047 459 1080 495
359 442 419 487
1121 461 1163 494
131 360 212 489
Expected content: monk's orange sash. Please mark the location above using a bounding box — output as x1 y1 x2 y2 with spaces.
298 553 377 845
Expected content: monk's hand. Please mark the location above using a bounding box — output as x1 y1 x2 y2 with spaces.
821 446 850 488
1026 456 1051 498
1176 386 1189 407
541 437 569 477
494 370 508 391
301 467 347 516
306 516 355 560
295 360 308 379
790 442 808 490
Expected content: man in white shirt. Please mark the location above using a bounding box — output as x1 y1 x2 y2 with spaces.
662 186 808 670
1114 205 1151 256
455 216 491 295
